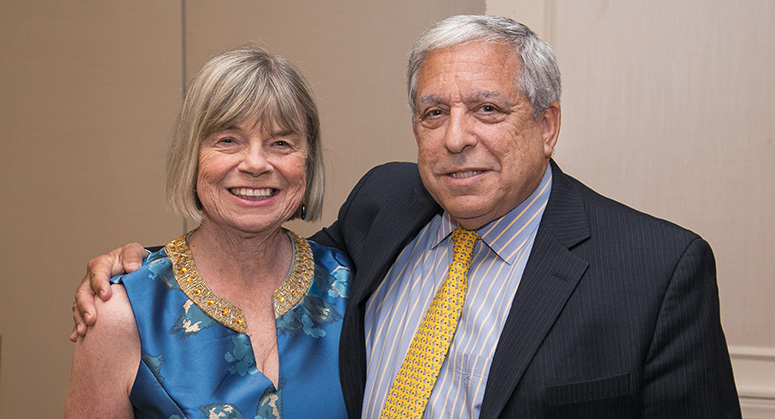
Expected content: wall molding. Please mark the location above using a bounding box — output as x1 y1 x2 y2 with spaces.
729 345 775 418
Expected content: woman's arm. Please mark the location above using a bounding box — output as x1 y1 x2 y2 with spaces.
70 242 147 341
65 284 140 418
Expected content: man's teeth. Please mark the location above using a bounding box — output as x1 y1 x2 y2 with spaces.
230 188 273 198
451 170 482 179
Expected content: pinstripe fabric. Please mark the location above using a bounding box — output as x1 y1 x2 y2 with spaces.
362 168 552 419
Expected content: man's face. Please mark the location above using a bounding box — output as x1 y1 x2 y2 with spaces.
413 41 560 229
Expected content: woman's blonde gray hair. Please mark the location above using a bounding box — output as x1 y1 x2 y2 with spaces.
166 45 324 222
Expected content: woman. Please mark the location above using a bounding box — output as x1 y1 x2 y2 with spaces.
65 46 350 418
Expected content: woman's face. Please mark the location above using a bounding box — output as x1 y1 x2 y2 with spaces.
196 116 308 235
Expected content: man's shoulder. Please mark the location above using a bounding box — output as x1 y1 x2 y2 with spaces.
555 168 701 241
350 162 430 203
360 162 421 184
337 161 439 238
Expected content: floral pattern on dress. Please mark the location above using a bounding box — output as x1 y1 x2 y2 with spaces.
225 334 258 376
327 265 350 299
147 258 178 290
142 353 165 384
171 300 216 336
276 264 349 338
199 403 245 419
255 380 283 419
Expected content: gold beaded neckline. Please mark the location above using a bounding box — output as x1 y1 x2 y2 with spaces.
165 229 315 334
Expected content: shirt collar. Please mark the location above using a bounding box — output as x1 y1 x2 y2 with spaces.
431 165 553 264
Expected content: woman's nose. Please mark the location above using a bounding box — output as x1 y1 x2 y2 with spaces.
238 145 270 175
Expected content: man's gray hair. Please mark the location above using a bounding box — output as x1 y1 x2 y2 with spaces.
407 15 561 119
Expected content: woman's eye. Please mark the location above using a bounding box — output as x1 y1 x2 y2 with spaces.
217 137 236 144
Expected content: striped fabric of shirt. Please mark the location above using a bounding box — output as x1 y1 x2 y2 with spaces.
362 166 553 419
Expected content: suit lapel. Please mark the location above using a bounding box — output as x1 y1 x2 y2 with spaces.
351 181 441 305
340 164 441 417
480 161 591 417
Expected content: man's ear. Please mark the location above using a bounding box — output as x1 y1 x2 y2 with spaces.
541 101 561 157
412 115 419 143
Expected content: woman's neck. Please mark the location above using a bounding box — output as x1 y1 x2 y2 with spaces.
187 221 293 291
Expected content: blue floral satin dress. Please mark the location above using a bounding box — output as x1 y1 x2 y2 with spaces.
110 230 350 418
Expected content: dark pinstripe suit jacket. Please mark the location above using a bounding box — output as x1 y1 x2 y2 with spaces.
312 160 740 418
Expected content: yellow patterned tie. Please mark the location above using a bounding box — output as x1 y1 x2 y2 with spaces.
381 226 480 418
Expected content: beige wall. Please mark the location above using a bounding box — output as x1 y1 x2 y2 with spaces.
488 0 775 416
0 1 484 415
0 2 184 414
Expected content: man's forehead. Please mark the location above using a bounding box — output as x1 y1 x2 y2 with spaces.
418 43 519 83
423 42 519 68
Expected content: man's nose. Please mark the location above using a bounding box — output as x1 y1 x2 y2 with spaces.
443 109 477 153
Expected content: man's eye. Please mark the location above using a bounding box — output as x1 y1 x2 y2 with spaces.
480 104 496 112
423 109 443 119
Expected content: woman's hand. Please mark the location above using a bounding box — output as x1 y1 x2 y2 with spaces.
69 243 147 342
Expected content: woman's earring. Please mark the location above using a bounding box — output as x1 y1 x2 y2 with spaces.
301 203 307 221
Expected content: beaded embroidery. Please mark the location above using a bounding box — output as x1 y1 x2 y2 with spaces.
272 231 315 318
165 229 315 334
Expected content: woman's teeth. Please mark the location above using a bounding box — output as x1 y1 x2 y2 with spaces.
229 188 273 200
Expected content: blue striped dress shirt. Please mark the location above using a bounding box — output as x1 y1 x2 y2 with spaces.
362 166 553 418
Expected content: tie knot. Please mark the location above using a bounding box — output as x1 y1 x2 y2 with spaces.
451 227 479 259
451 226 479 247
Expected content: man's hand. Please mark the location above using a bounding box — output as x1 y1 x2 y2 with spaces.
69 243 147 342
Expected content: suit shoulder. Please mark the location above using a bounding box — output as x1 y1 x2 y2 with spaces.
352 162 427 201
361 162 421 185
565 173 702 242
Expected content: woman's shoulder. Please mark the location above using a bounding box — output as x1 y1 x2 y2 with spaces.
75 283 139 363
110 247 172 286
308 239 352 270
96 285 136 330
67 282 139 417
307 240 351 298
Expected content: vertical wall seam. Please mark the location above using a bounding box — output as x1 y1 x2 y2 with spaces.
546 0 557 47
180 0 188 234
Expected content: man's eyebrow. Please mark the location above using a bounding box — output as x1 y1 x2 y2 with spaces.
417 94 445 106
466 91 510 104
418 91 513 106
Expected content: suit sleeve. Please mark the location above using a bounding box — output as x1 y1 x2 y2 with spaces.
640 237 741 418
310 165 378 253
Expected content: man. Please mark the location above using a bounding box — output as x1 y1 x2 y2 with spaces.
74 15 740 418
